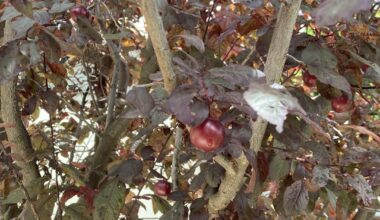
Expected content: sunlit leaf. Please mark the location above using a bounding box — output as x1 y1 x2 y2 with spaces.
244 82 306 133
312 0 372 26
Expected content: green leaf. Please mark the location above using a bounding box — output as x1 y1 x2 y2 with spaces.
269 154 290 181
323 187 337 209
3 177 48 204
152 195 171 214
65 203 92 220
312 166 329 187
60 164 86 186
94 179 126 220
160 202 185 220
2 187 24 204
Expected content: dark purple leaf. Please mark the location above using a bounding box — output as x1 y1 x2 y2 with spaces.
167 191 188 201
11 16 35 40
140 145 155 161
40 90 60 115
341 146 379 166
369 169 380 186
231 123 252 144
110 159 143 184
214 91 256 118
33 10 50 25
168 85 197 125
345 174 374 206
292 163 307 181
207 65 260 89
205 164 224 188
177 34 205 53
189 100 209 126
226 138 243 158
304 141 331 165
189 170 206 192
126 87 155 117
283 180 309 216
22 95 38 116
301 43 352 97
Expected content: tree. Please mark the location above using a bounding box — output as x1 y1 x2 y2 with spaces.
0 0 379 219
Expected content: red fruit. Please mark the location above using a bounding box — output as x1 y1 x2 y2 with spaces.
303 71 317 87
70 6 90 20
331 95 351 113
154 180 171 196
190 118 225 152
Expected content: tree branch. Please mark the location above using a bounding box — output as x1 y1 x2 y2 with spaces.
207 0 303 215
0 79 40 186
105 42 121 128
87 117 131 188
250 0 303 152
140 0 176 94
208 154 249 216
171 126 183 191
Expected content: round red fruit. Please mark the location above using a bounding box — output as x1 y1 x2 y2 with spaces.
331 95 351 113
190 118 225 152
154 180 171 196
70 6 90 20
303 71 317 87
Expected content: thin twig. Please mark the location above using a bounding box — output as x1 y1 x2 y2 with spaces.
202 1 217 42
132 82 164 88
286 53 304 65
82 60 101 116
28 78 99 135
69 87 89 163
43 61 63 220
0 145 40 220
171 126 183 191
241 47 255 66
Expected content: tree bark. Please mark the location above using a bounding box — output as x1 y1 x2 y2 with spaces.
1 79 40 187
140 0 176 94
207 0 303 216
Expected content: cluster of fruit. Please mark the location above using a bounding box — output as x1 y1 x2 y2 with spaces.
303 71 352 113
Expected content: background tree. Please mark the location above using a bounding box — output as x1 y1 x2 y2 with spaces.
0 0 379 219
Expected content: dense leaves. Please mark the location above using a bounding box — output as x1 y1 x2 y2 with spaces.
0 0 379 219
